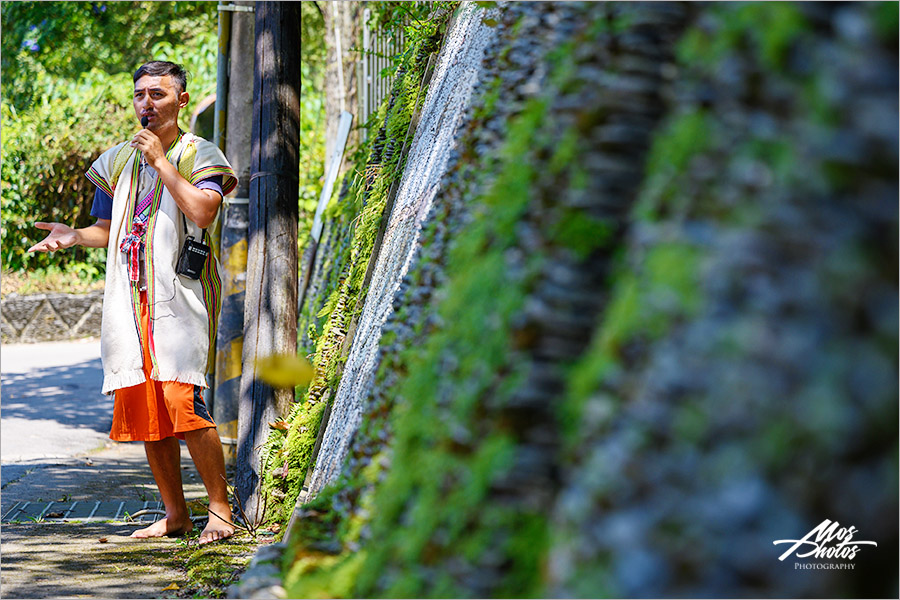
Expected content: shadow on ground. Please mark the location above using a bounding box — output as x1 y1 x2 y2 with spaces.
1 358 112 433
1 522 262 599
0 522 184 599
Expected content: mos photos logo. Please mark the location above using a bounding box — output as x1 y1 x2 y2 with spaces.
773 519 877 570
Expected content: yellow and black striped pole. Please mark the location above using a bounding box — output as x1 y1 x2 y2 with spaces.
214 196 249 465
213 0 255 465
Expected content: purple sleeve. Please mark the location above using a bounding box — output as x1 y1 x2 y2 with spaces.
195 175 224 198
90 187 113 220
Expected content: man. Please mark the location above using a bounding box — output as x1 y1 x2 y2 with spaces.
28 61 236 545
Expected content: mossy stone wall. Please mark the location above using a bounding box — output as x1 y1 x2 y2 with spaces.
268 2 897 598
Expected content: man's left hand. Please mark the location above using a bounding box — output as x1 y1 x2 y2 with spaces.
130 129 165 169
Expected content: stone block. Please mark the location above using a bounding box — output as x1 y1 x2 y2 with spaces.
19 301 67 343
1 291 104 343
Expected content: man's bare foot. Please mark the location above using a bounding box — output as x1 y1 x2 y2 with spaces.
130 517 194 539
198 502 234 545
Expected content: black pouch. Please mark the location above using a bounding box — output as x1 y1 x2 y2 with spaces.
176 236 210 279
175 214 209 279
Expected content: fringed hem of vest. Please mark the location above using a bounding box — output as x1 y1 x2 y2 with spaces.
102 370 147 395
102 369 209 395
152 369 209 389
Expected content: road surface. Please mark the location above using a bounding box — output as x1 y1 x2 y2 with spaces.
1 338 113 484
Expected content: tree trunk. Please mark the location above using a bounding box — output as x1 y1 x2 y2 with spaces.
322 1 361 175
235 0 301 525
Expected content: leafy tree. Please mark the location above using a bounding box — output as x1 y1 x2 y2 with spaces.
1 1 217 276
1 1 214 110
298 1 327 247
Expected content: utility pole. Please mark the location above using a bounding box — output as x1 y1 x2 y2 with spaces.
235 1 301 525
214 0 255 466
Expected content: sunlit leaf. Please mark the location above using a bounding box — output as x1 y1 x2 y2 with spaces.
161 582 179 591
254 353 314 389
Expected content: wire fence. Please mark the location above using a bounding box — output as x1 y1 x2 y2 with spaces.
357 7 406 141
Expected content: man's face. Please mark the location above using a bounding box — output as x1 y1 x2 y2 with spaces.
133 74 189 132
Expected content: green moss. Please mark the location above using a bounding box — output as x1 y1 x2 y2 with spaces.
871 1 899 44
282 480 371 599
672 403 709 444
475 75 503 121
644 243 703 319
560 242 703 445
737 136 796 186
548 127 579 174
549 209 616 259
286 551 366 599
331 89 553 595
675 3 809 74
636 109 713 222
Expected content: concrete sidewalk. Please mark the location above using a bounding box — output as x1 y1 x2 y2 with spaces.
1 340 265 598
1 338 113 465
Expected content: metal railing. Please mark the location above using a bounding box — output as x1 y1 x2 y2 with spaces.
358 7 406 140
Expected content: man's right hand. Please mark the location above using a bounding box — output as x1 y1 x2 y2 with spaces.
28 222 79 253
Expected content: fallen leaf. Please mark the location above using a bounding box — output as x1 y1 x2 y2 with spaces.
267 523 281 533
45 512 64 518
254 353 314 389
98 538 108 543
268 419 289 431
161 583 179 591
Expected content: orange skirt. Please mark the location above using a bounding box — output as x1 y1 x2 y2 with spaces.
109 293 216 442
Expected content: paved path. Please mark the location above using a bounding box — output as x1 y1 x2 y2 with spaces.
0 339 221 598
1 338 112 468
2 521 190 599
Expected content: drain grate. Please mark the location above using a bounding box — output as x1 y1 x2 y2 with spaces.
2 500 164 523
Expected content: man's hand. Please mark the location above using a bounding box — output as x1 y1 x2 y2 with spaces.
28 222 79 253
131 128 165 169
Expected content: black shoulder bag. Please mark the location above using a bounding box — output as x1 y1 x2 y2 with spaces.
175 214 210 279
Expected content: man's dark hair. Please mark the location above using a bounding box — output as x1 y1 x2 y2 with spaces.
133 61 188 94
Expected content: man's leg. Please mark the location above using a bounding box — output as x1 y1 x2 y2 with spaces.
132 437 194 538
183 427 234 544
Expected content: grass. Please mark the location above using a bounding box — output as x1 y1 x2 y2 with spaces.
1 266 105 297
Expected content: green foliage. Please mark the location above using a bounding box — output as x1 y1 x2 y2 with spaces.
1 1 215 110
1 1 217 276
1 262 105 297
367 2 455 41
364 1 458 76
1 82 132 273
299 1 327 250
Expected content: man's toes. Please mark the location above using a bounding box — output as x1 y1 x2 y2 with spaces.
198 532 216 545
197 527 233 545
